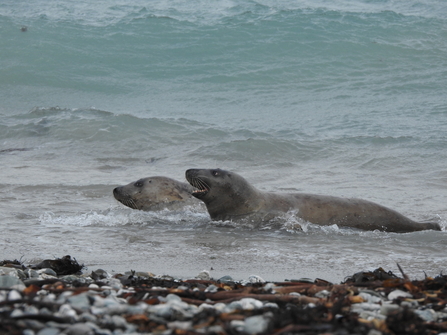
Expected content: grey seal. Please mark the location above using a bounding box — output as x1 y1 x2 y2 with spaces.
185 168 441 233
113 176 201 211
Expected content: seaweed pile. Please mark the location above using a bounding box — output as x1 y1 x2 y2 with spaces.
1 256 447 334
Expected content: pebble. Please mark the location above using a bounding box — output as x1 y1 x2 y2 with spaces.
415 308 437 322
91 269 110 280
25 269 40 279
380 303 401 315
65 323 95 335
247 275 265 283
359 291 383 304
234 297 264 311
195 270 210 280
37 268 58 277
314 289 330 298
352 303 381 312
204 284 219 293
244 313 272 334
67 293 91 311
218 275 234 284
387 289 413 300
0 275 25 291
37 328 60 335
58 304 78 319
8 289 22 301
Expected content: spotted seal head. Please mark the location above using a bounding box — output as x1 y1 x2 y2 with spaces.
185 168 441 232
113 176 199 211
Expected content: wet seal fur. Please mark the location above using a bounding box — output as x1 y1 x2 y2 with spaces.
113 176 201 211
185 168 441 233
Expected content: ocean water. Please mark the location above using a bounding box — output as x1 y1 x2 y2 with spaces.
1 0 446 283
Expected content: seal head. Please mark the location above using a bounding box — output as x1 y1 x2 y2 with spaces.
114 176 198 211
185 168 267 220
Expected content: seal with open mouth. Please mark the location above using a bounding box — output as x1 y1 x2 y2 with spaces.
185 168 441 232
113 176 201 211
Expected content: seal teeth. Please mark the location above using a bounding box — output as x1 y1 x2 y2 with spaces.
190 177 209 194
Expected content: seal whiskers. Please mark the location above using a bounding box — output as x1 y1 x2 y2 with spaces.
188 176 209 196
124 198 138 210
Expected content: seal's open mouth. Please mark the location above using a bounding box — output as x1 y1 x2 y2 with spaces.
185 171 210 199
189 179 209 198
192 187 208 198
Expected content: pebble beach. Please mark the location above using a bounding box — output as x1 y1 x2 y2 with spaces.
1 256 447 335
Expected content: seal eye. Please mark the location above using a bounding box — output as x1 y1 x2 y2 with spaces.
134 180 144 187
212 170 220 177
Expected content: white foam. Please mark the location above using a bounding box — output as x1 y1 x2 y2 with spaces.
38 206 210 227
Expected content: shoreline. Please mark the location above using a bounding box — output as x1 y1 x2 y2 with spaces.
1 256 447 334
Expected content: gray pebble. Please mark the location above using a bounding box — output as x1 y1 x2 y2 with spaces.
230 320 245 332
415 309 437 322
60 275 91 285
234 298 263 311
401 300 419 308
218 275 234 283
0 267 20 276
0 275 25 291
94 330 112 335
105 278 123 290
37 268 58 277
264 302 279 309
91 269 110 280
352 303 381 312
40 307 52 316
10 308 24 317
67 293 91 311
37 328 60 335
8 289 22 300
244 314 271 334
166 293 182 302
134 271 153 278
205 284 218 293
58 303 78 319
25 269 40 279
167 320 192 330
359 292 382 304
247 275 265 283
79 312 97 322
24 304 40 315
380 303 401 315
111 315 128 329
20 319 46 331
196 270 210 280
17 269 27 280
65 323 94 335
